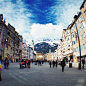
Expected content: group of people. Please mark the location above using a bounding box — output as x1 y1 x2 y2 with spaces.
35 60 44 66
20 59 31 68
49 59 66 72
49 60 58 68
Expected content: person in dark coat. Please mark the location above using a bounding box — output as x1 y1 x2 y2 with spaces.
82 58 85 69
49 60 52 68
61 59 65 72
6 58 9 69
56 60 58 68
53 60 55 68
4 58 6 69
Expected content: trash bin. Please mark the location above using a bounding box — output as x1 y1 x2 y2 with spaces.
69 63 72 68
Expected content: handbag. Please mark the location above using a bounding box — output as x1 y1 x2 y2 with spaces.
0 64 2 71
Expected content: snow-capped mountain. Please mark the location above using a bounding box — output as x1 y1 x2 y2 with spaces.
34 39 59 54
34 39 60 46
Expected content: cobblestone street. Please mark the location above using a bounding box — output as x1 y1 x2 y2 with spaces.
0 62 86 86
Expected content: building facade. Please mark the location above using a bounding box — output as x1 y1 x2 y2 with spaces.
0 14 20 62
22 43 28 59
19 35 23 60
62 25 73 62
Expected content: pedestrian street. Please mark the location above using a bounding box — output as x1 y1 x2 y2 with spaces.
0 62 86 86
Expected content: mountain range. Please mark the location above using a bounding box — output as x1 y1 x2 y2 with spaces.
34 39 59 54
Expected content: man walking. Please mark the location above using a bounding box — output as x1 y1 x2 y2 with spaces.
56 59 58 68
61 59 65 72
82 58 85 69
49 60 52 68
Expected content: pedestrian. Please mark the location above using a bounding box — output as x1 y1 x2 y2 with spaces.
53 60 55 68
28 59 31 68
49 60 52 68
61 59 65 72
56 59 58 68
82 58 85 69
4 58 6 69
6 58 9 69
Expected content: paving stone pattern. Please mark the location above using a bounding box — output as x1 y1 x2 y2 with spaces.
0 62 86 86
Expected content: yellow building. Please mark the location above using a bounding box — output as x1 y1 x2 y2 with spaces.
36 53 43 60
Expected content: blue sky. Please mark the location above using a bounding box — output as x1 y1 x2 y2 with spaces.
0 0 84 44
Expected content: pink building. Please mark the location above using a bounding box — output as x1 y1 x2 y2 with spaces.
22 43 28 59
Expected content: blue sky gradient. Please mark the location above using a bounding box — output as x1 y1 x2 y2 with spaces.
0 0 84 44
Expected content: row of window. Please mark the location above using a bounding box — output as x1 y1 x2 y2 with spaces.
82 32 86 40
73 43 86 52
80 43 86 50
6 45 18 52
73 47 79 52
72 39 78 45
71 26 75 32
78 23 84 33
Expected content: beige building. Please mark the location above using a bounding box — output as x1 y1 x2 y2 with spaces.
57 44 61 61
0 14 20 62
4 23 20 62
70 11 86 64
80 0 86 23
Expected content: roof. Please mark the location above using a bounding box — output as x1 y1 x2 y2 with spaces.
80 0 86 9
37 53 43 55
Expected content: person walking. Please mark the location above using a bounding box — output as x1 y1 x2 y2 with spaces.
49 60 52 68
82 58 85 69
5 58 9 69
61 59 65 72
56 59 58 68
4 58 6 69
53 60 55 68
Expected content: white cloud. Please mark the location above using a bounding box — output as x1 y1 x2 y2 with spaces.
52 0 84 28
0 0 32 34
0 0 84 45
30 23 63 40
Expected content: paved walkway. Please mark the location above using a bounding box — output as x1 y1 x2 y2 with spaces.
0 62 86 86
